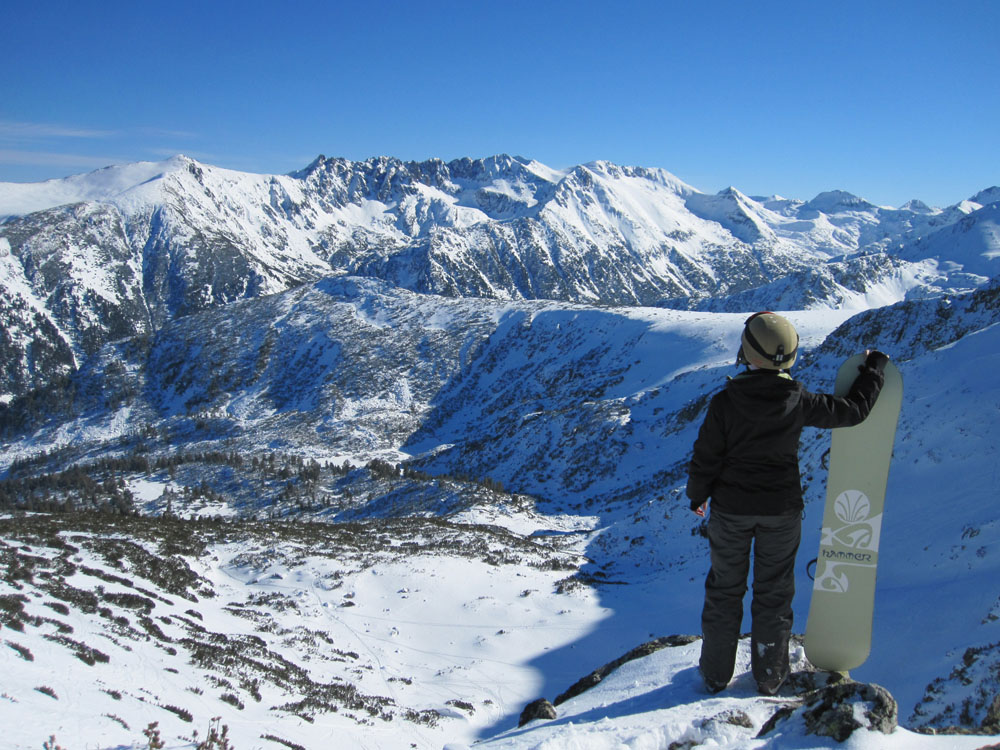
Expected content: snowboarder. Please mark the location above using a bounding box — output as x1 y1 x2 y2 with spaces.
685 311 889 695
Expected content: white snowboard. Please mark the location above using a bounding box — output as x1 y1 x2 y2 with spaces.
804 353 903 673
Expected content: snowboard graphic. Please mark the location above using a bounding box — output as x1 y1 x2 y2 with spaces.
804 353 903 673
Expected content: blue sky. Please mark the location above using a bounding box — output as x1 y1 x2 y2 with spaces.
2 0 997 207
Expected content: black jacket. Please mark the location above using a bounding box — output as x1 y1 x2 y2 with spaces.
686 364 885 515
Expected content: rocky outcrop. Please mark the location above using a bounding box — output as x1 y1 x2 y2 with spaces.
758 679 897 741
518 698 557 727
554 635 701 706
910 639 1000 734
528 635 903 744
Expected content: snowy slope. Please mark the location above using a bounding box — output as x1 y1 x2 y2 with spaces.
2 279 1000 749
901 202 1000 279
834 310 1000 719
0 514 602 750
0 158 184 218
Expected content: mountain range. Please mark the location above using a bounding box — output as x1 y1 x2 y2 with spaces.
1 155 997 403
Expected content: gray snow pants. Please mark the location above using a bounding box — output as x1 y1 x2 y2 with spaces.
699 509 801 690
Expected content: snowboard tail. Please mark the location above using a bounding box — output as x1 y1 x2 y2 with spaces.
804 354 903 673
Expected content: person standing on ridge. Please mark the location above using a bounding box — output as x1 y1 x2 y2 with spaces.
686 311 889 695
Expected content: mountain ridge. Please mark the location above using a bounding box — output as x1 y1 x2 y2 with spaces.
2 154 997 404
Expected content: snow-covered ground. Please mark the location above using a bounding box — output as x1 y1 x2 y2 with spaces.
0 512 606 750
4 292 1000 747
474 640 1000 750
4 500 998 750
1 184 999 747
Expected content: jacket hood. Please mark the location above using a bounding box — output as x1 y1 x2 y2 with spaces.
725 369 803 421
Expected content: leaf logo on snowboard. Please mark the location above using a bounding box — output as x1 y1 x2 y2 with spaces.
816 489 883 594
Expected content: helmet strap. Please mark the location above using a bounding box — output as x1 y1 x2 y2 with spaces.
743 321 798 368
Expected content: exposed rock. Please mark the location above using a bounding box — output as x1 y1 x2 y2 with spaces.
803 682 897 740
553 635 700 706
988 694 1000 729
911 639 1000 732
703 708 754 730
518 698 557 727
758 680 897 742
757 704 797 738
785 667 852 694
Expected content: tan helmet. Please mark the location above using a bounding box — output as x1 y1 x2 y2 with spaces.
737 312 799 370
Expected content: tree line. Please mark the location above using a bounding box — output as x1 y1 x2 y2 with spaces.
1 447 508 517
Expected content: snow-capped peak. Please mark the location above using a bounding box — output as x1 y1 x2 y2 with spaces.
682 185 776 243
804 189 876 213
971 186 1000 207
0 155 199 218
899 198 936 213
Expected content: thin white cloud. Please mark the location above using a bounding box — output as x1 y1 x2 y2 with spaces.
136 126 199 139
0 120 118 140
0 149 125 169
144 147 214 161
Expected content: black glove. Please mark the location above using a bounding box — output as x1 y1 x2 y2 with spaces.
863 350 889 373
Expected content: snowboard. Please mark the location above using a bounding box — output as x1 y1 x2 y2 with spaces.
804 353 903 674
